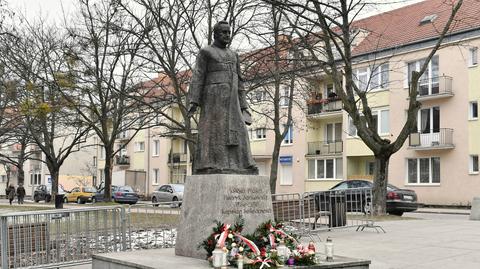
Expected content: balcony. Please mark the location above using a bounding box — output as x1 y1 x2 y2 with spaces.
307 140 343 156
168 153 190 165
410 76 453 101
307 98 342 119
408 128 454 150
115 155 130 165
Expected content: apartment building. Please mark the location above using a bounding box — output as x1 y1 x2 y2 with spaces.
104 0 479 206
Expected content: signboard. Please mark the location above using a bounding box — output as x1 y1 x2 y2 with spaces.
279 156 293 165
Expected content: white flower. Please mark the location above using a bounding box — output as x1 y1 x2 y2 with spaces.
232 243 237 247
239 247 244 252
228 234 234 239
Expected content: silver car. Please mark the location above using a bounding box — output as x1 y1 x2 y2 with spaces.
151 184 184 206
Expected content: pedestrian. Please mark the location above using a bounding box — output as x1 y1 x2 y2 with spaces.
7 184 15 205
16 183 25 204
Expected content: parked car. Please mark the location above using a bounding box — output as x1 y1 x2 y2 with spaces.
112 185 139 204
321 179 418 216
64 186 97 204
151 184 184 206
33 184 67 203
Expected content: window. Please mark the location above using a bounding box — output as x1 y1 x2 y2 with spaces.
366 161 375 175
100 147 106 160
407 56 439 95
279 86 290 106
407 157 440 184
30 173 41 185
418 107 440 133
469 101 478 120
99 169 105 182
353 63 389 91
348 109 389 136
470 155 479 174
469 47 478 66
153 140 160 156
326 122 342 142
254 90 268 102
135 141 145 152
280 163 292 185
153 168 159 184
255 128 266 139
308 158 343 180
93 156 97 167
0 175 6 183
283 125 293 144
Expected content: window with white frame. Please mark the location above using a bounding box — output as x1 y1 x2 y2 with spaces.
469 101 478 120
407 55 439 95
100 147 106 160
418 107 440 133
283 125 293 144
30 173 41 185
254 128 266 140
353 63 389 91
280 163 293 185
348 109 389 136
469 47 478 66
470 155 479 174
153 168 159 184
134 141 145 152
279 85 290 106
153 140 160 156
308 158 343 180
407 157 440 184
254 90 268 103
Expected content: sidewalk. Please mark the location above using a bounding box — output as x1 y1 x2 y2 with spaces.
415 207 471 215
67 212 480 269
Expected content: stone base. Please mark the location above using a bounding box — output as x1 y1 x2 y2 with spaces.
175 174 274 259
470 197 480 220
92 248 371 269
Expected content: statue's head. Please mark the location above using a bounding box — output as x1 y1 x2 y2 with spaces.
213 21 231 47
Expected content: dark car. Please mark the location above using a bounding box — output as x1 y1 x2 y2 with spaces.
112 185 139 204
33 184 67 203
325 179 418 216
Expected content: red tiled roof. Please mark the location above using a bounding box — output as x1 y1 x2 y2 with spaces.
352 0 480 55
140 70 191 97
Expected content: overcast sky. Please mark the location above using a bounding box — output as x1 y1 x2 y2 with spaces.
8 0 424 23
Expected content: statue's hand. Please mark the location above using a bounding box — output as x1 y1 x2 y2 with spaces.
187 103 198 118
242 108 252 126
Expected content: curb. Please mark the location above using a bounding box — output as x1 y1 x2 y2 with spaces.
413 209 470 216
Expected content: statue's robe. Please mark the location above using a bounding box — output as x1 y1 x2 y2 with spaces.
189 44 257 174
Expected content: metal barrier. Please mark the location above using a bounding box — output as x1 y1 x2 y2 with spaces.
0 206 126 269
271 189 373 236
302 188 373 232
127 202 180 250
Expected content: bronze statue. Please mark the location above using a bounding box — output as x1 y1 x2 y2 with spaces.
188 21 258 175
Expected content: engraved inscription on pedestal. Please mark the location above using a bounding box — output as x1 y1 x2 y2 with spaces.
175 174 274 259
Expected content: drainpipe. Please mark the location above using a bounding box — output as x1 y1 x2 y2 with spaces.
146 128 150 198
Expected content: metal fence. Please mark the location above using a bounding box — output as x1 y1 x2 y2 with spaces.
0 206 126 269
126 202 180 250
272 188 374 236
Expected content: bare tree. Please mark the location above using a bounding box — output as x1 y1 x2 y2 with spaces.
268 0 463 214
241 2 308 194
59 0 152 201
0 19 92 197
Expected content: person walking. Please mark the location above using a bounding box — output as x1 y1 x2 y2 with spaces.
7 184 15 205
16 184 25 204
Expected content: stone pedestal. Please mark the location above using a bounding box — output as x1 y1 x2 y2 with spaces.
470 197 480 220
175 174 274 259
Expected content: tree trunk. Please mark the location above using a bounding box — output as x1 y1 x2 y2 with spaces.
50 169 60 198
372 155 390 215
269 137 282 195
104 150 113 202
17 166 25 186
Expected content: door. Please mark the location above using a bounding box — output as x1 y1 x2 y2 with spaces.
419 107 440 146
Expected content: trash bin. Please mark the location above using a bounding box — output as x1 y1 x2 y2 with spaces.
329 193 346 227
55 194 64 209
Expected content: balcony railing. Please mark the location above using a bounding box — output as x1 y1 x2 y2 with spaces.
411 76 453 100
168 153 190 164
115 155 130 165
307 99 343 116
408 128 454 150
307 140 343 155
116 131 129 140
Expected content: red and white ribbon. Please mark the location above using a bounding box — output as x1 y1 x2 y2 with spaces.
268 233 276 248
253 257 272 269
216 224 231 247
234 233 260 256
